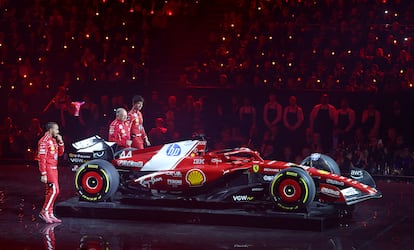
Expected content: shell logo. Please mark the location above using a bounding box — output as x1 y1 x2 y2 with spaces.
185 169 206 187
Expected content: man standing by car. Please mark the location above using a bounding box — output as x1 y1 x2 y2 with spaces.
37 122 64 223
109 108 132 148
128 95 150 149
309 93 337 153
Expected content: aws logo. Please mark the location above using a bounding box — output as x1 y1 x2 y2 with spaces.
350 169 363 180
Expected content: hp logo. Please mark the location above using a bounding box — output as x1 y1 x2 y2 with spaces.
166 144 181 156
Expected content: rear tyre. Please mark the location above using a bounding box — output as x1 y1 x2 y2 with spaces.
269 167 316 212
301 153 341 175
75 159 119 202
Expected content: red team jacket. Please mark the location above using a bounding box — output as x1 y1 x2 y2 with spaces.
37 133 65 175
128 109 147 139
108 119 131 148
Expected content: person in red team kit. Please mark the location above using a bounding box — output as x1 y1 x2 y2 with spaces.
109 108 131 148
37 122 64 223
128 95 150 149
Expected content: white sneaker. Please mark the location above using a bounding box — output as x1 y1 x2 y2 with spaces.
49 214 62 223
39 211 53 224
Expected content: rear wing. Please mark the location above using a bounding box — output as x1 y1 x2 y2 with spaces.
72 135 116 152
69 135 117 170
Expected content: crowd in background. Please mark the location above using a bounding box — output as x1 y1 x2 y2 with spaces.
182 0 414 92
0 0 414 176
1 90 413 176
2 0 414 98
0 0 199 103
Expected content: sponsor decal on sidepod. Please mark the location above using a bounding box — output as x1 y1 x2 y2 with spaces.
232 195 254 201
193 158 205 164
117 160 143 167
140 177 163 188
263 175 275 181
167 179 183 186
211 158 222 163
69 153 92 159
165 171 182 177
186 169 206 186
70 158 87 163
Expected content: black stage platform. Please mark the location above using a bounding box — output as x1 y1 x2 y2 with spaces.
3 164 414 249
56 195 340 231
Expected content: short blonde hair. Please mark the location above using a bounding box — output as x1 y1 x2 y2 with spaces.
116 108 127 119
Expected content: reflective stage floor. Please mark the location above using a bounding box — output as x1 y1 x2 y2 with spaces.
0 164 413 249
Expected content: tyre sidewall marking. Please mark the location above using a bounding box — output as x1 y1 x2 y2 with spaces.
299 177 309 203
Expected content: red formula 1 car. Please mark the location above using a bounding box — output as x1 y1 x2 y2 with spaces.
68 136 381 213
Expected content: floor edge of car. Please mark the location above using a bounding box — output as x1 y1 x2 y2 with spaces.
55 196 341 231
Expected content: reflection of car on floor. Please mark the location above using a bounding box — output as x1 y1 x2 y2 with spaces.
68 136 381 215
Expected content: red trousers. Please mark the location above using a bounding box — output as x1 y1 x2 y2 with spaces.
42 168 59 214
132 136 144 150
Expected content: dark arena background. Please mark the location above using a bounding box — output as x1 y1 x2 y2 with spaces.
1 0 414 249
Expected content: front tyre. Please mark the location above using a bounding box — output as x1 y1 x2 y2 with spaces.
269 167 316 212
75 159 119 202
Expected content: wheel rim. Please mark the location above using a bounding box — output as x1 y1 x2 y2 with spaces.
278 179 301 202
82 171 104 194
